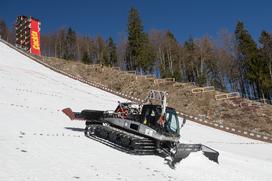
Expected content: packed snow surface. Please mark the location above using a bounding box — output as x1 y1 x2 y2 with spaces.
0 41 272 181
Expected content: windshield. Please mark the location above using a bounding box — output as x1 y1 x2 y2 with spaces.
165 109 180 134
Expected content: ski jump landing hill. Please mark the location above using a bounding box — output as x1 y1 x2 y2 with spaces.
0 39 272 181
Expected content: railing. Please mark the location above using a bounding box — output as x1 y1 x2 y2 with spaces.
191 86 215 94
215 92 240 100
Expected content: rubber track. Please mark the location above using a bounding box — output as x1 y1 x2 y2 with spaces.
85 124 157 155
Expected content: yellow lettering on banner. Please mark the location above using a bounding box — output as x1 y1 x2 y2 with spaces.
31 31 40 50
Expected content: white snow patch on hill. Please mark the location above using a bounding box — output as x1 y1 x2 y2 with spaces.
0 41 272 181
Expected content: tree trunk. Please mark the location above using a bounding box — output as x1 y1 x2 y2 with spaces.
262 91 265 103
269 61 272 81
77 40 80 60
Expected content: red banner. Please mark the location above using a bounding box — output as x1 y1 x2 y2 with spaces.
30 19 41 55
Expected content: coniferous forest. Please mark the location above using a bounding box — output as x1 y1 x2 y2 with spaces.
0 7 272 102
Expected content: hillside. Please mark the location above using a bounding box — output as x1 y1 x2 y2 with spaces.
41 56 272 139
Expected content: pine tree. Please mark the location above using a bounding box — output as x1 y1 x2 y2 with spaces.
82 51 90 64
138 33 155 72
235 21 267 99
63 27 77 60
126 8 145 70
183 37 197 82
259 31 272 99
259 31 272 81
235 21 259 97
108 37 117 66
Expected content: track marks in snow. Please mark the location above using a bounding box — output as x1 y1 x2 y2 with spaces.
15 147 28 153
0 101 60 114
72 176 80 179
144 167 178 180
5 87 62 98
15 131 29 154
19 131 82 139
205 140 270 145
89 164 130 181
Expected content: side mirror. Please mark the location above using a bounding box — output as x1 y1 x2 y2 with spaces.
183 118 186 125
180 118 186 128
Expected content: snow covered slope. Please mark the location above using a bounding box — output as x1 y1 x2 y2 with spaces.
0 41 272 181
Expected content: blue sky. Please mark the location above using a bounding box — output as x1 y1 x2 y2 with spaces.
1 0 272 42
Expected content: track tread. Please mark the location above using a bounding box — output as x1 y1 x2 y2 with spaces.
85 124 156 155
